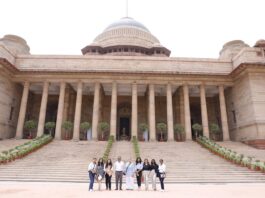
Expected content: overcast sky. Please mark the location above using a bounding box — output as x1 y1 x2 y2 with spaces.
0 0 264 58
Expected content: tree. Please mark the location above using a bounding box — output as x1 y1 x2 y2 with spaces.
24 120 37 138
62 121 73 140
192 123 202 138
174 123 185 141
45 122 56 136
80 122 91 140
139 123 148 132
98 122 109 140
156 122 167 141
209 123 221 141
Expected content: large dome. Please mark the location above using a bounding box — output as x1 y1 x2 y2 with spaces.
82 17 170 56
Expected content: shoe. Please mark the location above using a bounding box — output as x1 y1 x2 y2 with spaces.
119 188 123 191
115 188 118 190
160 189 165 192
89 189 93 192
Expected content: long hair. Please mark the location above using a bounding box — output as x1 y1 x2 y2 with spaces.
105 159 113 168
135 157 142 164
151 159 157 165
143 158 150 165
97 158 104 166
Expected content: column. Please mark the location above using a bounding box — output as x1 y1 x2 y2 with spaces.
219 85 230 141
183 85 192 140
149 84 156 141
91 82 100 140
200 84 209 138
55 82 66 140
73 81 83 140
131 83 138 139
37 81 49 137
15 81 30 139
110 82 117 138
167 83 174 141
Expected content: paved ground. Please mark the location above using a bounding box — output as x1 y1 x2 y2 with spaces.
0 182 265 198
0 139 28 152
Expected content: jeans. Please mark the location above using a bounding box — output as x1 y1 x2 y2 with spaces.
89 171 95 190
105 174 112 189
159 175 165 190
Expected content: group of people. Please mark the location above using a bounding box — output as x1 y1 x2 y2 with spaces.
88 156 166 192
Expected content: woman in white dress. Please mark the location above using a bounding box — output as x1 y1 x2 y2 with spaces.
125 159 136 190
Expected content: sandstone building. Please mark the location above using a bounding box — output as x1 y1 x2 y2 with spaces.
0 17 265 142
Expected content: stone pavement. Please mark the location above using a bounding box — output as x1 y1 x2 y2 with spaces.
0 182 265 198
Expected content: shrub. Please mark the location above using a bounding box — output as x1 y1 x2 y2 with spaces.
156 122 167 141
98 122 109 140
174 123 185 141
62 121 73 139
45 122 56 135
24 120 37 138
192 123 202 138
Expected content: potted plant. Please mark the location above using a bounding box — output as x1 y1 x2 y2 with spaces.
24 120 37 139
45 122 56 136
156 122 167 141
174 123 185 141
139 123 148 141
192 123 202 139
98 122 109 141
209 123 221 141
80 122 91 140
62 121 73 140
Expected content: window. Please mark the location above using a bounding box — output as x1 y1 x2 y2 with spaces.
9 106 14 121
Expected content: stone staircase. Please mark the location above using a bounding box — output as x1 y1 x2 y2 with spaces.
242 140 265 150
0 140 106 182
139 141 265 183
109 141 134 162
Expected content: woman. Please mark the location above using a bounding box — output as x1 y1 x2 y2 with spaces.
125 158 136 190
158 159 166 192
142 158 151 190
105 159 113 190
88 158 97 192
135 157 143 190
96 158 105 191
150 159 159 191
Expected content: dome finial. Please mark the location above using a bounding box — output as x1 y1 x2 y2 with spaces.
126 0 129 17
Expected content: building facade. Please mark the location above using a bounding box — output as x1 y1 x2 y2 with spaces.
0 17 265 141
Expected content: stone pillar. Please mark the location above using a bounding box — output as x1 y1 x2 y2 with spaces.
110 82 117 138
91 82 100 140
73 81 83 140
37 81 49 137
131 83 138 139
183 85 192 140
167 83 174 141
148 84 156 141
219 85 230 141
16 81 30 139
55 82 66 140
200 84 209 138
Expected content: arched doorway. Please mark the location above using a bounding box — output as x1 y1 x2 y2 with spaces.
117 103 131 141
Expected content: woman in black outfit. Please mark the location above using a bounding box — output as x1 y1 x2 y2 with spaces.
105 159 113 190
150 159 159 191
142 158 151 190
135 157 143 190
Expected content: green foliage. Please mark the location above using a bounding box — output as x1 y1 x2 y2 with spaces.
156 122 167 133
62 121 73 131
192 123 202 132
132 136 140 158
0 135 53 165
45 122 56 135
174 123 184 134
196 136 265 173
24 120 37 130
139 123 148 132
102 135 114 162
98 122 109 133
80 122 91 131
209 123 220 134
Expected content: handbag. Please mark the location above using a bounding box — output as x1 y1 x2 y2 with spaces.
97 175 102 181
160 172 166 178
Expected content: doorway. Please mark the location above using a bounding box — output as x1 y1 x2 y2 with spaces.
119 117 130 140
